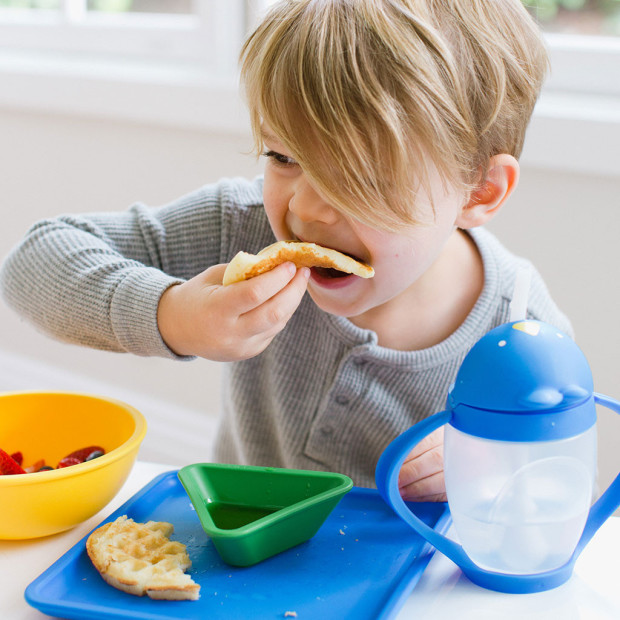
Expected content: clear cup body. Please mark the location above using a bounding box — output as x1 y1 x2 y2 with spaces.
444 423 597 575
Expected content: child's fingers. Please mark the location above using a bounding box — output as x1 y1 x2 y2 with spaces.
227 262 299 313
224 268 309 359
398 426 445 502
398 444 444 489
404 426 444 461
240 267 310 336
403 491 447 503
399 471 447 502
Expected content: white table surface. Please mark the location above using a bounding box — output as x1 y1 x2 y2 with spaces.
2 461 619 620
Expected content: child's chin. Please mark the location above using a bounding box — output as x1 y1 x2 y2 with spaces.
306 285 368 319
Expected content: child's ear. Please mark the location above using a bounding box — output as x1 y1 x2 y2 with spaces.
456 154 520 229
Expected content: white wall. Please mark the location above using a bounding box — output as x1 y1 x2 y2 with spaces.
0 108 618 500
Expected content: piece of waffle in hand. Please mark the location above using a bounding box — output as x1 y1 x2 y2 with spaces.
86 515 200 600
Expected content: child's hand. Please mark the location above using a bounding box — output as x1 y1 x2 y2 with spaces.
398 427 446 502
157 262 310 361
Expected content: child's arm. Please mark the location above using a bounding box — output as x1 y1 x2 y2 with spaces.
397 427 446 502
157 262 310 361
1 210 182 357
0 181 291 359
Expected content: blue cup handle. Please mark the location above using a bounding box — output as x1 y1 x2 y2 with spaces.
375 410 476 572
572 393 620 558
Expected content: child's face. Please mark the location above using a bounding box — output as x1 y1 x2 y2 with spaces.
261 126 466 320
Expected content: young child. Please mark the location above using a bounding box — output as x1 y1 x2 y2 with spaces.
0 0 571 501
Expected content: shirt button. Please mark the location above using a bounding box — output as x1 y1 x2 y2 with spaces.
353 357 367 367
335 394 350 406
321 425 335 436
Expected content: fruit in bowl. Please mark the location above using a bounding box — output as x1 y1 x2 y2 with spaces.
0 391 147 539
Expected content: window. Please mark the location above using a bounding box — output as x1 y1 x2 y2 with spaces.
524 1 620 97
524 0 620 37
518 1 620 177
0 1 257 132
0 1 249 73
0 0 617 175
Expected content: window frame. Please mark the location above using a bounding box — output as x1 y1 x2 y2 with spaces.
0 0 247 73
544 32 620 97
0 9 204 62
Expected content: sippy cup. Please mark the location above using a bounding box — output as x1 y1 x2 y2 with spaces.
376 319 620 593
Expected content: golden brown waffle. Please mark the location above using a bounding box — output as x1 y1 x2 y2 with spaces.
86 515 200 600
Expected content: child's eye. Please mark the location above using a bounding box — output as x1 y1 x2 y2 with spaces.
262 150 298 167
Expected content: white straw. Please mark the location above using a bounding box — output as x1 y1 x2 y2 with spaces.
509 265 532 322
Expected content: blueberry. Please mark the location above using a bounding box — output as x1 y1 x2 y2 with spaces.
85 450 105 461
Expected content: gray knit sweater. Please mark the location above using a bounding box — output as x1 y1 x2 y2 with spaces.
0 176 572 487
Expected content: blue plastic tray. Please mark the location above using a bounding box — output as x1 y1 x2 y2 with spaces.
25 470 451 620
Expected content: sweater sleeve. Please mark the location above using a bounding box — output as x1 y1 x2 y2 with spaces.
0 178 263 359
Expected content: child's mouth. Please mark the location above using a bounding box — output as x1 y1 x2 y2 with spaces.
292 237 371 284
309 265 358 289
312 266 351 279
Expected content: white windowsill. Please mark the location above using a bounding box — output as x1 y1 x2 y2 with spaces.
525 90 620 178
0 49 249 135
0 49 619 178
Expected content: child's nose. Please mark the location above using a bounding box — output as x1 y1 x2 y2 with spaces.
288 176 339 224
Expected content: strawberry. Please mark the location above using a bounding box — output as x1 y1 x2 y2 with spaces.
57 456 81 469
60 445 105 464
10 451 23 466
0 448 26 475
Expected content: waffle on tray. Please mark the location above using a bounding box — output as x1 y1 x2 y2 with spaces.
86 515 200 601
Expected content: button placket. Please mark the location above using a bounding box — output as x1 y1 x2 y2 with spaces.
304 351 371 464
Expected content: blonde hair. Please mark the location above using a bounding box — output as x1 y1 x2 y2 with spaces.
240 0 548 230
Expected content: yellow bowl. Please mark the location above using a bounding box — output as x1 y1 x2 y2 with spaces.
0 391 147 539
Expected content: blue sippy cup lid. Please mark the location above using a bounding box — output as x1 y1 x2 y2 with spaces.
448 321 596 441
